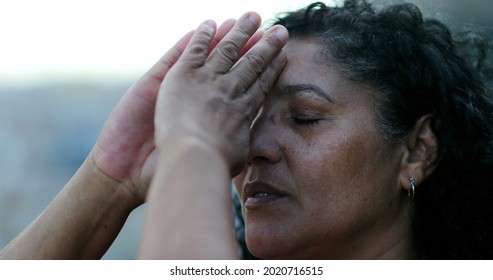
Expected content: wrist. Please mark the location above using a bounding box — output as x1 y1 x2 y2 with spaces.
141 134 236 259
156 134 231 172
2 153 140 259
82 151 142 213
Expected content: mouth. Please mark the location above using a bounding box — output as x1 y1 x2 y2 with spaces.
243 181 287 209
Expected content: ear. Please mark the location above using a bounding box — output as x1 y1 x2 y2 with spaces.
398 114 441 194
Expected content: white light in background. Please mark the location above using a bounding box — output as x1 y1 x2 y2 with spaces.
0 0 338 87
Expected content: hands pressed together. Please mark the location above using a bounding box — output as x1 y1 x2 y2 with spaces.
0 12 288 259
155 14 287 175
94 11 287 206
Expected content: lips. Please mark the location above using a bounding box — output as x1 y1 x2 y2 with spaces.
243 181 287 209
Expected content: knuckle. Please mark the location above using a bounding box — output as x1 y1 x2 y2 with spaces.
189 44 209 56
191 29 214 54
267 37 281 49
236 27 251 42
216 40 240 62
244 53 266 75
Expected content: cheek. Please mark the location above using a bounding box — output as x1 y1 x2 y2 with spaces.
289 127 391 212
295 137 363 198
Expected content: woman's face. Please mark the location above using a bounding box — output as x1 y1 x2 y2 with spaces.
234 39 411 259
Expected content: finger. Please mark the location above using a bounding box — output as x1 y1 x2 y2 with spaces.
239 29 265 57
229 25 289 96
177 20 217 68
208 18 237 53
205 12 262 73
240 50 287 122
144 30 195 82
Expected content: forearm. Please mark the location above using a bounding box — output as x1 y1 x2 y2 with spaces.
139 137 238 259
0 154 136 259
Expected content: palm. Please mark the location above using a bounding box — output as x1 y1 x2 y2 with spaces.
88 31 195 205
87 20 256 206
91 75 162 204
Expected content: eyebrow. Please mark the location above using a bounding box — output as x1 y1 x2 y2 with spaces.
279 83 334 103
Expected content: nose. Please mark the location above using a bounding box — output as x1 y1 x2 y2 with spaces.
246 112 282 165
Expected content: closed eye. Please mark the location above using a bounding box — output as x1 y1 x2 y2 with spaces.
292 118 321 126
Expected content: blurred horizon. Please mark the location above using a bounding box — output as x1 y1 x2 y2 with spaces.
2 0 490 89
0 0 324 89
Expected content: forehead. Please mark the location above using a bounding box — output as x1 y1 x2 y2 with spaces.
278 39 347 89
275 40 346 97
274 39 379 106
280 39 328 80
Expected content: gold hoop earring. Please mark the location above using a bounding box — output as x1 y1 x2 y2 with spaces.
408 177 416 199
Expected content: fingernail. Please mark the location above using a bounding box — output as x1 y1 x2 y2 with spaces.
272 26 289 42
246 12 261 26
201 20 216 35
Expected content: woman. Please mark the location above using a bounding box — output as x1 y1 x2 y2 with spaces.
2 0 492 260
141 0 493 259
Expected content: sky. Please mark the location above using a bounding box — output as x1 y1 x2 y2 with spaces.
0 0 333 88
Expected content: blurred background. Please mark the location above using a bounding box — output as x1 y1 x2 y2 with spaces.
0 0 491 259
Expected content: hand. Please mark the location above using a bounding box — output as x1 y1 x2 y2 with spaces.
155 12 288 175
88 18 254 208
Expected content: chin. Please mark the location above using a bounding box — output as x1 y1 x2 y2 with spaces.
245 225 291 259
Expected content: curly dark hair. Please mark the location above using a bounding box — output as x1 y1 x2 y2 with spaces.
266 0 493 259
453 25 493 90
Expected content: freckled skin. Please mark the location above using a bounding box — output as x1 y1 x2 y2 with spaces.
234 39 413 259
